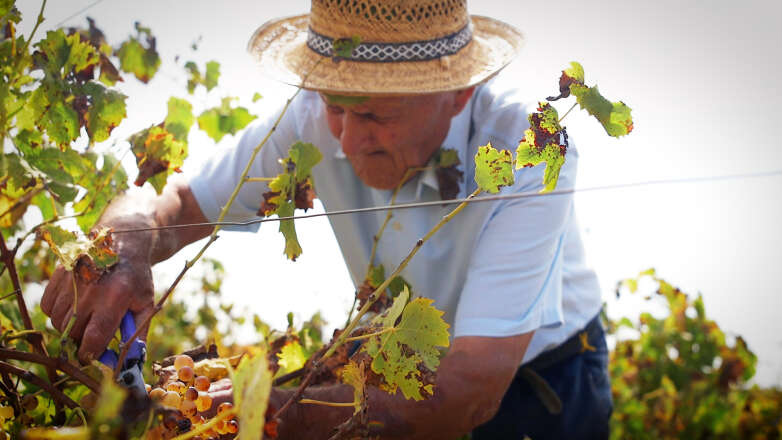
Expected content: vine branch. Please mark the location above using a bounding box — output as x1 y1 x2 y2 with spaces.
0 360 78 409
0 347 100 393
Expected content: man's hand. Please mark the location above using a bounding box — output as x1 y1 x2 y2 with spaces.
40 180 212 364
41 245 155 364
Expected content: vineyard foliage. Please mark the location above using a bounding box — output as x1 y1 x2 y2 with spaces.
608 270 782 439
1 1 779 439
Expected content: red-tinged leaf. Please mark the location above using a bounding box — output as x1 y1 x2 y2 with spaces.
129 125 187 194
474 143 514 194
258 190 280 217
37 225 118 282
82 82 127 143
433 147 463 200
514 102 568 192
548 61 585 101
294 180 316 211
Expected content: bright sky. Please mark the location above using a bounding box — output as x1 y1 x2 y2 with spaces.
17 0 782 385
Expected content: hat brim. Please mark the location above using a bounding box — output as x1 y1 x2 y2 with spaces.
247 14 524 96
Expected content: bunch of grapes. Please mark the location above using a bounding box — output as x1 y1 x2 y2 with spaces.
146 354 238 439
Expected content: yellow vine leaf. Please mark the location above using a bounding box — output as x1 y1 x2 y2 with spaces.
340 360 367 414
363 287 450 401
232 350 273 440
277 340 307 374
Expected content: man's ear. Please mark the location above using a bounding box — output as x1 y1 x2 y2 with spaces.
451 86 475 116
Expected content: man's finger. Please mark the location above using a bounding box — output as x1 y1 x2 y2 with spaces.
49 286 75 332
41 267 67 315
78 305 126 365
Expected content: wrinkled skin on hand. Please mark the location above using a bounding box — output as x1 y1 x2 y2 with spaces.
41 253 155 364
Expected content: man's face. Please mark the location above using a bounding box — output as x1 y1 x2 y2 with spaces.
321 89 473 189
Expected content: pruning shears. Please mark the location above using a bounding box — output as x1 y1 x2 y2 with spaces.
98 311 147 398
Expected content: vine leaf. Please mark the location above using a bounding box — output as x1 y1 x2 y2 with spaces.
83 82 127 144
129 125 187 194
37 225 118 282
116 23 160 83
34 29 99 79
341 360 367 414
332 36 362 61
515 102 568 193
548 61 585 101
362 287 450 401
277 340 307 374
357 264 412 314
232 351 273 440
433 147 463 200
549 61 633 137
570 83 634 137
276 201 302 261
89 376 127 437
73 152 128 233
474 143 514 194
164 97 195 142
184 60 220 94
197 97 256 143
258 142 323 261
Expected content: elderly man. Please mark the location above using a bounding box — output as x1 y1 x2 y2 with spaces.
41 0 612 438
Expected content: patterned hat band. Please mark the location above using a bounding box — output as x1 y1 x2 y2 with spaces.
306 23 473 63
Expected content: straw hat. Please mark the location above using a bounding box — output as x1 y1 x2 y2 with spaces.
247 0 524 95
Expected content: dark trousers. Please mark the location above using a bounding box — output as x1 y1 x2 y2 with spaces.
472 315 613 439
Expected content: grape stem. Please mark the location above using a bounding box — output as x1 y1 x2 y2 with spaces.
169 407 237 440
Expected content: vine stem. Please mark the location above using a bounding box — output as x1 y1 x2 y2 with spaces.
170 407 237 440
558 102 578 124
0 347 100 392
18 0 47 66
115 60 323 377
0 183 45 222
245 176 275 182
274 187 482 421
0 361 78 409
299 398 354 408
346 166 427 327
342 327 393 342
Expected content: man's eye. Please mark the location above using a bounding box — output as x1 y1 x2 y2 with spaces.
326 105 344 114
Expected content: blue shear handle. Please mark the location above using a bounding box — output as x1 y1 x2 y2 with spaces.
99 311 145 368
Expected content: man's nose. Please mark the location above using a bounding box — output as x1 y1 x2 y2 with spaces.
339 112 372 156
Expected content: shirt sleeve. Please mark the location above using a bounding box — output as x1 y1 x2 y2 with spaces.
453 81 578 337
188 96 302 232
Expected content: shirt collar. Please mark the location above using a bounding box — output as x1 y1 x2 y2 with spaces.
333 95 474 200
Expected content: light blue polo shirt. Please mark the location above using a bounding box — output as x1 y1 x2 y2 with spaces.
189 79 602 364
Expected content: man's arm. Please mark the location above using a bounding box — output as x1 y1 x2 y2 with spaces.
40 179 212 363
274 332 532 439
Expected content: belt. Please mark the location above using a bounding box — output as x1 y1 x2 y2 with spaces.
516 313 604 415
